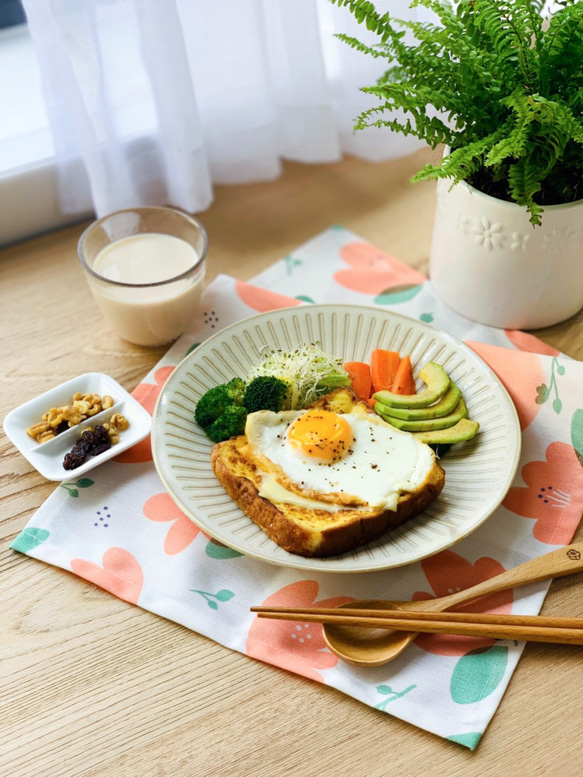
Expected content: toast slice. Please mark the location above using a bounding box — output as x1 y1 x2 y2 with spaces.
210 389 445 558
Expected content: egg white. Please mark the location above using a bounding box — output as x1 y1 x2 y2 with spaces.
245 409 436 511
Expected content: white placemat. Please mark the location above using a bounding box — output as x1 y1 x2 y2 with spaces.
11 226 583 749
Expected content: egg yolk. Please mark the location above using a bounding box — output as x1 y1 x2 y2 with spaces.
287 410 354 462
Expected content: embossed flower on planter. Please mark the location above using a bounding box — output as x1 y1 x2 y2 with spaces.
509 232 530 252
542 226 578 253
473 218 506 250
455 213 472 235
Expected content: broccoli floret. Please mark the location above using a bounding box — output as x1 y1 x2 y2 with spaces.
194 377 246 428
205 405 248 442
224 377 246 399
243 376 292 413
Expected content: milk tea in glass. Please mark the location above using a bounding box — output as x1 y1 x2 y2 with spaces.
78 207 207 346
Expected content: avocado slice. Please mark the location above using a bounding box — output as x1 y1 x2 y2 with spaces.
376 397 469 431
375 382 462 420
373 362 450 409
412 418 480 445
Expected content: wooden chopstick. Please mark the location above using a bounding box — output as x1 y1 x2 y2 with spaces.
251 605 583 628
249 606 583 645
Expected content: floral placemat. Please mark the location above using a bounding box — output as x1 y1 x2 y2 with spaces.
11 227 583 749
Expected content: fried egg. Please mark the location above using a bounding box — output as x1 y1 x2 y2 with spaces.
245 406 436 512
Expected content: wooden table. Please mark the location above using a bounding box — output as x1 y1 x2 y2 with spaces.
2 151 582 776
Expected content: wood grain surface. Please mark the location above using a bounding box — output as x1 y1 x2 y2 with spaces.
1 150 583 777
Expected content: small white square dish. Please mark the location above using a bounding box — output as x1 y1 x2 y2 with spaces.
3 372 152 481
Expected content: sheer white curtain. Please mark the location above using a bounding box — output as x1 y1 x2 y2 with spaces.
22 0 425 218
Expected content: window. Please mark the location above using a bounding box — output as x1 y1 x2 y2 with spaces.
0 0 26 29
0 0 88 246
0 7 54 173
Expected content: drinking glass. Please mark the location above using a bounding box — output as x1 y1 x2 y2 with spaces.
78 207 207 346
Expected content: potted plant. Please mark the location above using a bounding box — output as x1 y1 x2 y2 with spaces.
330 0 583 329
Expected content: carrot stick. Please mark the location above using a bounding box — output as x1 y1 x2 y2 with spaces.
391 355 416 395
371 349 400 393
344 361 372 401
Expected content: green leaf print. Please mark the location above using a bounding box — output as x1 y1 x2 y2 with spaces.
215 589 235 602
374 284 423 306
450 646 508 705
186 342 201 356
191 588 236 609
295 295 315 304
374 683 416 711
571 409 583 467
60 478 95 498
535 358 565 413
11 527 50 554
447 732 482 750
205 540 243 559
284 255 302 275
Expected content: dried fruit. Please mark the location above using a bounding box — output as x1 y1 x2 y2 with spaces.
62 424 112 470
91 443 111 456
63 452 86 470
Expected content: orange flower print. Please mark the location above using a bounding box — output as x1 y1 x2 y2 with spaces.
114 366 174 464
234 280 301 313
70 548 144 605
411 550 513 656
465 341 544 431
503 442 583 545
334 242 426 294
246 581 351 682
143 492 201 554
504 329 560 357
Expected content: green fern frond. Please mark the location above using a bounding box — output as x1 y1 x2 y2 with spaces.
461 0 540 86
329 0 583 222
486 90 553 165
356 97 455 147
414 129 507 184
334 33 387 59
541 4 583 95
508 157 544 225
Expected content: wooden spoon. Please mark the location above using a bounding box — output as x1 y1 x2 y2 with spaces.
322 541 583 667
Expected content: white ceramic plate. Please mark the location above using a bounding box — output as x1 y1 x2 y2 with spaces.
152 305 521 573
4 372 152 481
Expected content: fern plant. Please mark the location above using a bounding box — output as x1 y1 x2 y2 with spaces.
330 0 583 224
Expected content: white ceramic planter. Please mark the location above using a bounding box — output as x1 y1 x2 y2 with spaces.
429 178 583 329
